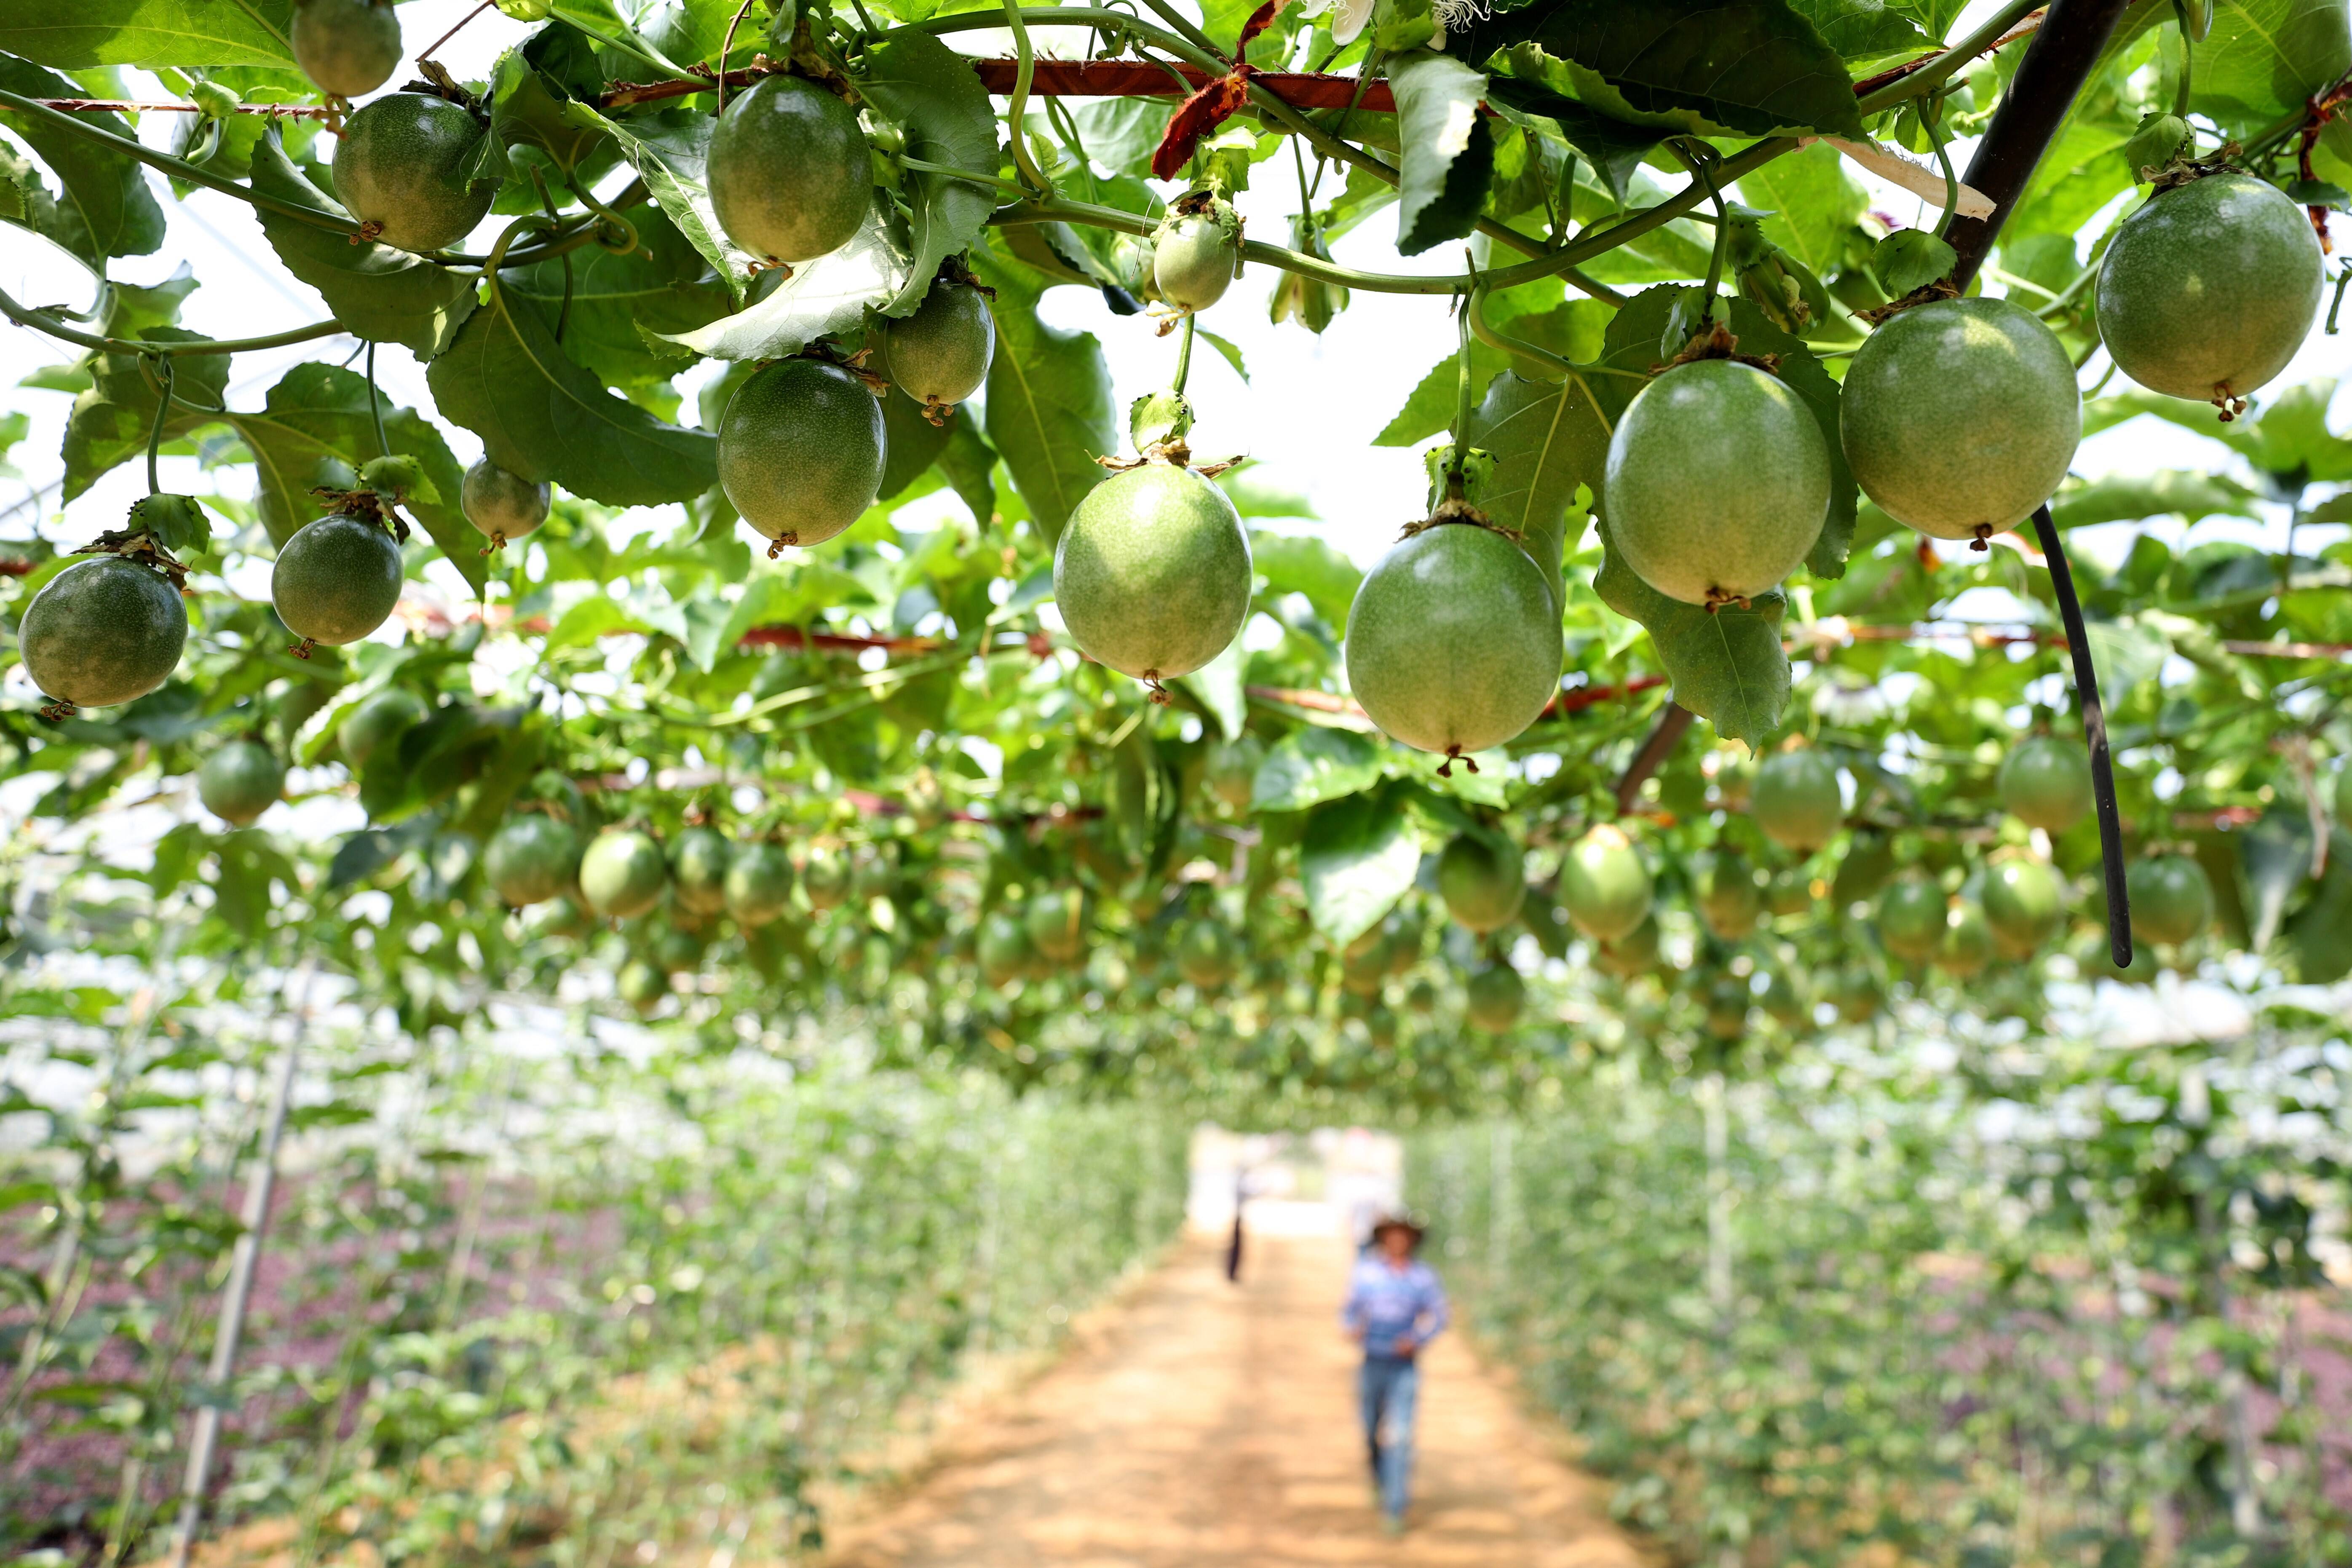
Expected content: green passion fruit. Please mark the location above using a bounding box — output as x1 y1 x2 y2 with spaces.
2128 854 2213 946
484 815 579 907
1767 871 1814 917
1153 209 1240 312
879 281 995 417
1829 964 1881 1022
1999 734 2093 834
801 848 851 910
1759 967 1807 1028
1559 823 1652 944
1176 920 1239 989
1464 964 1525 1033
616 958 669 1014
1831 829 1896 907
1605 358 1829 607
2095 172 2323 412
1437 832 1526 934
340 686 425 770
1704 975 1750 1040
1983 855 2065 958
706 76 871 265
1840 297 2080 546
292 0 401 99
977 912 1032 987
1937 900 1995 978
333 94 495 253
1694 850 1763 940
717 359 886 551
668 827 732 917
18 556 187 710
579 828 668 920
1344 524 1561 763
273 513 404 650
1595 916 1662 979
1878 875 1948 963
198 741 285 827
724 843 795 927
1752 749 1844 854
1025 889 1091 967
461 458 551 550
1054 461 1252 685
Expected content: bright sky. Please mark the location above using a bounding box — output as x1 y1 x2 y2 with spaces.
2 0 2345 589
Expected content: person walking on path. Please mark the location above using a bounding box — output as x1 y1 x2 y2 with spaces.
1339 1214 1449 1535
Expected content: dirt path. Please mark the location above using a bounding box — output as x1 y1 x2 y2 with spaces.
824 1215 1650 1568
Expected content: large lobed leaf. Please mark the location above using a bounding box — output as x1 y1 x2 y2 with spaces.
1389 51 1498 257
969 248 1116 543
1299 781 1424 947
659 210 910 360
1594 517 1793 747
0 0 295 68
0 54 164 269
856 27 1001 317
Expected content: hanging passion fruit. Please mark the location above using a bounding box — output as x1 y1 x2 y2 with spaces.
198 740 286 827
1464 963 1525 1033
462 458 550 551
723 843 795 927
1595 916 1662 979
1759 967 1807 1027
579 828 668 920
977 912 1032 988
2095 172 2323 414
1829 964 1882 1023
18 556 187 711
1605 358 1829 607
1345 523 1560 765
333 94 495 252
1025 888 1091 967
1437 832 1526 934
1153 201 1241 313
1937 900 1996 978
272 512 404 652
878 280 995 420
484 815 580 907
1983 855 2065 959
1878 875 1948 963
1694 849 1763 940
717 359 886 551
706 75 872 264
1841 297 2081 546
802 848 851 910
1999 734 2094 834
1831 829 1896 907
616 958 669 1015
292 0 402 99
2128 854 2213 946
1054 460 1252 689
1559 823 1652 944
668 826 732 917
339 686 425 770
1176 920 1239 990
1752 749 1844 854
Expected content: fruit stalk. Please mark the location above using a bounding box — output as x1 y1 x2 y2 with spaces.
1943 0 2138 287
2030 504 2132 968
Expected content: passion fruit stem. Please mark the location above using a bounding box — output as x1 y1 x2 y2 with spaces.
143 354 174 496
1922 90 1961 241
1669 140 1732 330
999 0 1054 198
1171 313 1196 397
2030 503 2132 968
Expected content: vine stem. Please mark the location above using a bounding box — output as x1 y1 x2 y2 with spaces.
715 0 760 115
1672 142 1732 322
1446 281 1474 485
1171 313 1196 398
144 357 175 496
1000 0 1055 199
1923 91 1961 240
365 342 390 461
417 0 495 67
0 284 345 356
2031 504 2133 968
2171 0 2196 117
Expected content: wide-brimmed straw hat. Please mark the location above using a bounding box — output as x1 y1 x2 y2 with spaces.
1370 1213 1426 1246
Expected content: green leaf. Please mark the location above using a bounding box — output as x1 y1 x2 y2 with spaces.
428 276 717 508
0 0 296 68
1252 727 1385 812
1735 139 1867 279
2184 0 2351 130
574 104 761 302
1389 51 1498 257
1299 783 1424 947
1594 511 1793 747
2048 470 2263 529
1251 531 1362 628
0 56 164 268
658 211 909 360
126 493 211 556
969 250 1116 543
2083 615 2171 704
487 33 613 177
1469 369 1621 616
877 388 952 500
505 202 730 388
1483 64 1665 203
1872 229 1956 294
247 130 478 359
856 27 999 317
62 331 229 500
2282 828 2352 982
1784 0 1930 60
1179 636 1248 741
2237 806 2314 951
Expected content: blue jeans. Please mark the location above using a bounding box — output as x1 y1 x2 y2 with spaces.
1358 1354 1419 1517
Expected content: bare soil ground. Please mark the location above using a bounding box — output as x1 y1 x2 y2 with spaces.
822 1222 1651 1568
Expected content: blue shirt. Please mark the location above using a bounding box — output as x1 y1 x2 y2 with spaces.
1341 1257 1450 1357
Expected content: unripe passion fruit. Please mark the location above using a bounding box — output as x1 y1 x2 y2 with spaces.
1878 875 1947 963
1465 963 1525 1032
717 359 886 549
1752 749 1844 853
800 848 850 910
292 0 402 99
1767 870 1814 917
1153 210 1239 312
616 958 668 1014
340 686 425 769
1025 888 1090 966
2096 173 2323 410
723 842 795 926
198 741 285 826
879 281 995 415
1830 964 1881 1022
1176 920 1239 989
461 458 550 549
707 75 871 264
668 826 731 916
1983 856 2064 958
1999 734 2094 833
1832 829 1895 907
653 926 704 974
18 557 187 709
1759 967 1806 1027
1595 916 1661 978
1605 359 1829 607
1704 975 1750 1040
1559 823 1651 943
1437 832 1525 933
579 828 668 919
2128 854 2212 946
1841 297 2080 545
1205 736 1263 815
1694 850 1762 940
333 94 495 252
1937 900 1995 978
272 513 404 648
977 912 1032 987
1344 524 1561 760
1054 462 1252 683
484 815 578 907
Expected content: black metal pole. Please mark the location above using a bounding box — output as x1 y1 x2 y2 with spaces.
2031 506 2133 968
